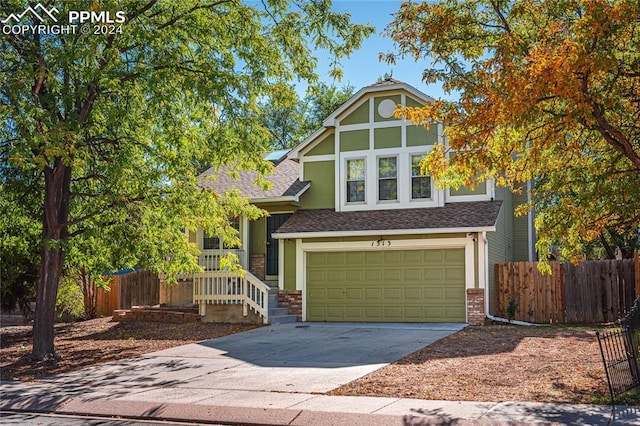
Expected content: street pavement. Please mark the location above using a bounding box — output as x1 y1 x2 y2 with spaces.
1 322 639 425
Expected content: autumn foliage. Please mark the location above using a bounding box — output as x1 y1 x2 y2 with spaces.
386 0 640 261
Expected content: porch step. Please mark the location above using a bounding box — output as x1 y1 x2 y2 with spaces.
268 307 289 316
269 314 299 325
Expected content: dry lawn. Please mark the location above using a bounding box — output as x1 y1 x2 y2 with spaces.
1 319 629 404
0 317 257 381
330 324 612 404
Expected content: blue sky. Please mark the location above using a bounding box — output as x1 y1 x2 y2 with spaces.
312 1 452 101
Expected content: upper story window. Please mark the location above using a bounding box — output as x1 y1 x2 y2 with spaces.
378 156 397 201
411 155 432 200
347 158 365 202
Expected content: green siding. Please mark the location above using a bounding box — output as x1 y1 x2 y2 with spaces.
341 101 369 125
374 95 401 122
406 97 424 108
512 187 531 261
407 124 437 146
487 187 513 316
306 133 334 156
300 161 335 209
282 239 296 291
250 217 266 255
340 129 369 152
307 248 466 322
450 182 488 196
374 127 401 149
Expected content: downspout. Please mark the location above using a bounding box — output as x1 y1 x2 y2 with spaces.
482 231 543 326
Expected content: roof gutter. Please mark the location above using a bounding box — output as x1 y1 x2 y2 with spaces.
274 225 496 240
250 183 311 205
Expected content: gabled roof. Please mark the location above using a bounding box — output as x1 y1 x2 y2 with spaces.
197 157 309 203
288 79 434 160
273 201 503 238
322 78 434 128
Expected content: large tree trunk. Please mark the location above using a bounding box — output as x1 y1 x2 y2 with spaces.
32 161 71 360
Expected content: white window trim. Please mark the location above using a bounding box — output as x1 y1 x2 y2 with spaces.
445 180 495 202
376 154 399 204
345 156 367 205
340 147 442 211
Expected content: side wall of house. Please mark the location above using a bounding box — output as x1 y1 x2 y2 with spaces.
487 187 514 316
512 185 534 262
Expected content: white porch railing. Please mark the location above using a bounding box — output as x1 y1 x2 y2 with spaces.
199 249 246 271
192 270 270 324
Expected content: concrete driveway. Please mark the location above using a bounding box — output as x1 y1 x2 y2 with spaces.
40 322 464 403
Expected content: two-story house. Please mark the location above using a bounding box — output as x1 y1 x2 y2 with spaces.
188 78 535 325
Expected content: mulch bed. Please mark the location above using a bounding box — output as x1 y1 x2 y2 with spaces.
0 317 257 381
329 324 613 404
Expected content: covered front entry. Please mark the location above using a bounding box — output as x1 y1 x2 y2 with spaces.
306 248 466 322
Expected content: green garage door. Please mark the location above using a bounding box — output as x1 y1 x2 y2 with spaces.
306 249 466 322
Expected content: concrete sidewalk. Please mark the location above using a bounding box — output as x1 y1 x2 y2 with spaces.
2 323 639 425
1 380 639 425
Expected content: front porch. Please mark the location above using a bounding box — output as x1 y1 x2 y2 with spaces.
169 248 296 325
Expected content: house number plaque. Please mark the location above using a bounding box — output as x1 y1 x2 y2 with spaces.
371 239 391 247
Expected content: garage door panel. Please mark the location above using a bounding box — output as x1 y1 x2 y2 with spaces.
424 250 443 262
403 250 422 263
346 270 362 281
384 288 402 299
445 267 464 281
403 269 422 281
364 306 382 319
345 252 363 264
445 287 465 299
384 269 402 281
424 268 443 280
364 288 383 299
384 306 403 319
327 252 345 265
345 288 363 299
326 288 344 299
404 287 423 299
384 251 402 263
445 249 465 262
365 252 383 263
307 249 465 322
365 270 382 281
404 306 423 319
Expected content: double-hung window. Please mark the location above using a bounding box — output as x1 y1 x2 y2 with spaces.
378 156 397 201
346 158 366 202
411 155 432 200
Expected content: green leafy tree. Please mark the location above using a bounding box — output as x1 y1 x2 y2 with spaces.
302 82 355 134
0 0 373 360
259 82 355 149
385 0 640 264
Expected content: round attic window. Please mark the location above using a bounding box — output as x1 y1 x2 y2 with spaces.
377 99 397 119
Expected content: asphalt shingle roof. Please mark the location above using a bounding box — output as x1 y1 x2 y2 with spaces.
197 158 308 200
274 201 503 235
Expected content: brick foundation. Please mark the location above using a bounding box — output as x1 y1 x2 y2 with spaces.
278 290 302 321
466 289 485 325
250 254 265 280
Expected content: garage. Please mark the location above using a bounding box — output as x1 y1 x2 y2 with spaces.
306 248 466 322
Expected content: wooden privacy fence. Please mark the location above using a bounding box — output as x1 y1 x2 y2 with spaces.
96 270 160 314
496 257 638 324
